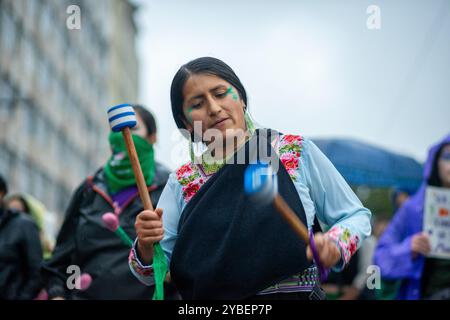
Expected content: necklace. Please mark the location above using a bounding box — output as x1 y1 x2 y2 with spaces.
190 110 257 176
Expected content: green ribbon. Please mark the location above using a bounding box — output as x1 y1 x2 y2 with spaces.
115 227 134 248
152 243 168 300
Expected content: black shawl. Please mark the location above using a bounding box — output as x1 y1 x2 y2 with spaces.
170 129 310 299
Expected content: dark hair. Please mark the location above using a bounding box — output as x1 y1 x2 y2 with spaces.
6 194 31 214
0 174 7 196
428 143 450 187
133 105 157 136
170 57 248 130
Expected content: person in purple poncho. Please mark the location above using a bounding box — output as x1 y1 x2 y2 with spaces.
374 133 450 300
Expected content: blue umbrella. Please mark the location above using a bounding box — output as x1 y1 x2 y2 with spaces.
312 138 423 191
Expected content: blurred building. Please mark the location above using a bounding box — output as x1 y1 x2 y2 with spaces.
0 0 139 227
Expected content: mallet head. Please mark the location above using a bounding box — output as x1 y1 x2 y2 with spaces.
244 162 277 204
80 273 92 291
102 212 119 232
107 104 137 132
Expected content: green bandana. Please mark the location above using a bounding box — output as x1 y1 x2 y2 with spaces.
104 132 155 194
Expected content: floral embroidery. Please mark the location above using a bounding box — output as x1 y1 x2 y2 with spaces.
176 163 194 178
183 181 201 200
129 247 154 277
281 134 302 145
176 134 304 203
325 226 360 265
278 134 303 182
176 163 208 203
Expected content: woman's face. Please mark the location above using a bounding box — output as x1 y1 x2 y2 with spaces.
7 198 26 212
132 112 148 138
132 112 156 144
438 144 450 188
181 74 246 142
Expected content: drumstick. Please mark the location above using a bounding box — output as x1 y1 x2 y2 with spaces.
107 104 167 300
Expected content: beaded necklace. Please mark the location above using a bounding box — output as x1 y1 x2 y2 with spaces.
189 110 257 176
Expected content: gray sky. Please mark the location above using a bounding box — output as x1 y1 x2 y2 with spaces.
132 0 450 170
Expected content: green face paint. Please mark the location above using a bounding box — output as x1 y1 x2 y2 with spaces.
226 86 239 101
186 107 194 122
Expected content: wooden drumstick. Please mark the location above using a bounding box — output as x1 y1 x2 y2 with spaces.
244 162 309 243
244 162 329 281
107 104 167 300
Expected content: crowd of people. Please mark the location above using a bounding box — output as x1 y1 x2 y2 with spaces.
0 57 448 300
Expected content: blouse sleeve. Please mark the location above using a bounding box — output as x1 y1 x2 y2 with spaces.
129 173 183 285
301 139 372 271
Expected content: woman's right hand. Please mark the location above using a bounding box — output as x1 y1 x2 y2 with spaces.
411 232 431 258
135 208 164 265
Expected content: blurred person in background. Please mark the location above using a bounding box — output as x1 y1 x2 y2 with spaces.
5 193 54 259
372 187 414 300
41 105 178 300
0 174 43 300
374 133 450 300
391 186 414 213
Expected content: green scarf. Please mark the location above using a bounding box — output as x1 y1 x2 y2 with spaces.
104 132 155 194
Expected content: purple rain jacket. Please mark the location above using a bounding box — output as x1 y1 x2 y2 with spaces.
374 133 450 300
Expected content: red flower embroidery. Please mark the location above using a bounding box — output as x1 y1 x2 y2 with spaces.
183 181 200 200
280 152 299 170
348 237 359 256
326 227 341 239
287 169 296 177
283 135 301 144
177 163 193 178
129 250 154 277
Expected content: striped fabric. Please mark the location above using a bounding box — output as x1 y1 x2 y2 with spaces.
107 104 137 132
257 265 320 295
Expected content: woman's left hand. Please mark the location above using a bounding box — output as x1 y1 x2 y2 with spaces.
306 232 341 269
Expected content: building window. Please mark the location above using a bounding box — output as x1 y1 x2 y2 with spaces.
35 111 45 147
34 171 43 201
22 36 35 91
29 167 39 198
0 75 13 99
0 77 14 126
26 0 39 29
38 55 50 92
0 146 11 177
42 174 52 208
40 4 52 40
57 185 69 214
21 100 30 138
0 8 15 55
17 158 30 193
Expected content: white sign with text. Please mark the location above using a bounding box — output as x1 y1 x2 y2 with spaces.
424 186 450 259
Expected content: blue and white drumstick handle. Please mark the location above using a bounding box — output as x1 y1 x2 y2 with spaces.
107 104 153 211
244 163 329 281
108 104 137 132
